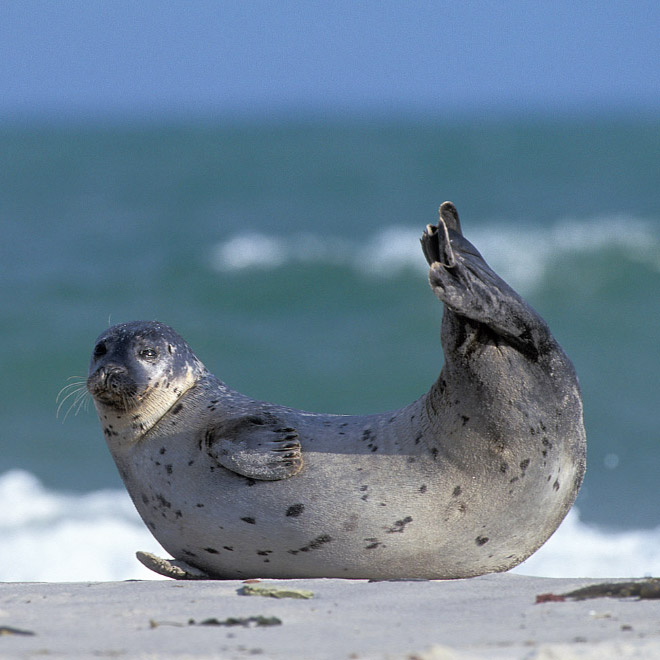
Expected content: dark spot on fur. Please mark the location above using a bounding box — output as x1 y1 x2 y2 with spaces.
431 447 438 460
364 538 383 550
500 462 508 473
461 415 470 425
361 494 369 501
204 547 219 554
475 536 489 546
257 550 272 556
386 516 413 533
509 477 519 484
241 516 256 525
286 503 305 517
362 429 372 442
182 549 198 558
307 534 332 550
389 416 396 423
414 433 422 445
188 460 195 466
159 447 166 455
520 459 530 472
244 478 257 487
452 486 462 497
553 479 560 491
175 510 182 518
419 484 427 494
223 546 234 551
291 534 333 554
359 485 368 491
196 503 204 508
165 464 173 475
172 403 183 415
156 494 171 509
141 493 149 505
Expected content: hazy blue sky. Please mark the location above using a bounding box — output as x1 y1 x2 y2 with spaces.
2 1 659 122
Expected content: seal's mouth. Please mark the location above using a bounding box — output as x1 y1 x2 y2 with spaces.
87 367 140 411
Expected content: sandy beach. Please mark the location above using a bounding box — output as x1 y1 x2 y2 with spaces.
1 574 659 659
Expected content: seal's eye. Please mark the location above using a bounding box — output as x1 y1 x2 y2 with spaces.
138 348 159 361
93 342 107 359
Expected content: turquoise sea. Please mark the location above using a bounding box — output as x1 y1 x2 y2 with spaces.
1 117 659 580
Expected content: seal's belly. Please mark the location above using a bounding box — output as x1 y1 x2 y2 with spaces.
121 433 576 579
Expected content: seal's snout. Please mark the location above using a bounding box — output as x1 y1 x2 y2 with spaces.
87 364 136 409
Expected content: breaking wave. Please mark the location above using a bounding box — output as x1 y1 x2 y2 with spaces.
210 215 660 295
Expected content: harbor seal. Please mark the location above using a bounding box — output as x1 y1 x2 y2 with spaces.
87 202 586 580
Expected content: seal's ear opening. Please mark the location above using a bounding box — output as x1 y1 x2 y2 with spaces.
439 201 462 236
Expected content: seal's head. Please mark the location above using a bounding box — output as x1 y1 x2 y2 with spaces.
87 321 207 440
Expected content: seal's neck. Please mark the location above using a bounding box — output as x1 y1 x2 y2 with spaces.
94 365 201 449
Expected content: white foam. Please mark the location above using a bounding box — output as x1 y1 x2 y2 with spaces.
0 470 164 582
2 470 660 582
514 507 660 578
210 215 660 294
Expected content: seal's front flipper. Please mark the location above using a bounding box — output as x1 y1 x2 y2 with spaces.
136 551 212 580
204 414 303 480
422 202 551 360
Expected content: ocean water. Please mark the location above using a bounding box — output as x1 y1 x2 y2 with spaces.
1 118 659 581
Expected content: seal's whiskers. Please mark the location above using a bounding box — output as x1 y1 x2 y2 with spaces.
56 378 90 422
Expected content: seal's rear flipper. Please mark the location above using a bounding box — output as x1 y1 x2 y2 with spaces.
422 203 551 360
204 414 303 480
421 202 462 267
136 551 211 580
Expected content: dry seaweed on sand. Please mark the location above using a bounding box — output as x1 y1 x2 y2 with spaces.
238 584 314 599
536 578 660 603
0 626 36 636
190 616 282 627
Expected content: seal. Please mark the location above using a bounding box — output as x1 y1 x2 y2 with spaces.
87 202 586 580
